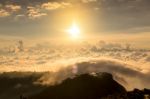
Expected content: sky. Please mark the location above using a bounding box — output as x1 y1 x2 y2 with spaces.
0 0 150 91
0 0 150 38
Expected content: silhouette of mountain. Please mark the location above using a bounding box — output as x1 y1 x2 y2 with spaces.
29 72 127 99
0 72 149 99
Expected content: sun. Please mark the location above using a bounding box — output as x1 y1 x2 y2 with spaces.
67 22 80 39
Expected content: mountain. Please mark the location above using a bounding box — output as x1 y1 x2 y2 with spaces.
29 72 127 99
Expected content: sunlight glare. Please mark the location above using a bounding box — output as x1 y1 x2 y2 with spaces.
67 22 80 39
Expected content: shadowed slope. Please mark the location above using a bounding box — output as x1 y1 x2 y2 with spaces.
30 72 126 99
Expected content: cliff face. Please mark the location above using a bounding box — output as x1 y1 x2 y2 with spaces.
29 72 127 99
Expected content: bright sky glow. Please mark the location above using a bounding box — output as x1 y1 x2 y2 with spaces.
67 22 80 39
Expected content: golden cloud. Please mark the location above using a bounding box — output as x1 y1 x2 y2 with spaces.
5 4 21 12
0 4 21 17
27 6 47 19
0 9 10 17
41 2 71 10
82 0 97 3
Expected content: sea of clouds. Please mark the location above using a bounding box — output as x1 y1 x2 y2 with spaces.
0 40 150 91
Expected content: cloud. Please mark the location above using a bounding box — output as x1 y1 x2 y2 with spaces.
0 55 149 99
0 59 149 99
41 2 72 10
0 4 21 17
0 9 10 17
14 14 26 21
34 58 150 90
82 0 97 3
27 6 47 19
5 4 21 12
0 40 149 90
0 1 71 19
0 40 150 69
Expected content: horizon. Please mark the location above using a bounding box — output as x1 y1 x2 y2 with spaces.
0 0 150 99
